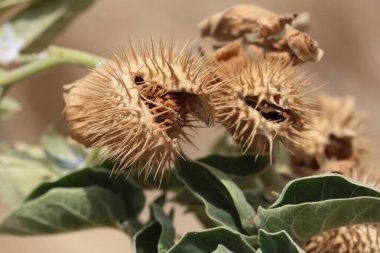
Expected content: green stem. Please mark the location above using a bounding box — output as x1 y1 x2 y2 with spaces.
259 165 286 194
0 46 110 86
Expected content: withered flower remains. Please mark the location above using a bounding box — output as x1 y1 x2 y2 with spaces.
63 40 223 180
198 4 323 65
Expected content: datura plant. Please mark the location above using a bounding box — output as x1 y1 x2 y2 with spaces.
0 2 379 253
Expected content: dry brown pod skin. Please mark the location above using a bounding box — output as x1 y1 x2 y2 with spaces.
209 42 315 156
291 94 367 176
63 40 225 181
305 160 380 253
198 4 323 65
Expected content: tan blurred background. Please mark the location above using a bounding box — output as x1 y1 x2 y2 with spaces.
1 0 380 252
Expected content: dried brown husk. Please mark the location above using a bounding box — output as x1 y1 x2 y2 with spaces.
199 4 323 65
63 40 225 181
291 94 367 176
209 43 315 156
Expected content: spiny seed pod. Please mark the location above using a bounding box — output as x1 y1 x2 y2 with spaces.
63 39 223 181
305 160 380 253
210 43 314 157
291 94 367 175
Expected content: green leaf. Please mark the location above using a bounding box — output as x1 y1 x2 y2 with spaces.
258 230 304 253
133 204 174 253
0 0 95 64
257 175 380 245
26 167 145 221
40 126 87 170
0 145 58 209
0 96 21 120
270 174 380 207
134 221 162 253
0 186 125 235
198 154 269 176
212 245 234 253
178 160 256 234
168 227 256 253
152 204 175 253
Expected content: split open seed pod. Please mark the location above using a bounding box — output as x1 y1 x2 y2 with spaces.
63 40 224 181
291 94 367 175
210 42 315 157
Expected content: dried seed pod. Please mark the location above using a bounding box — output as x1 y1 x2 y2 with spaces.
291 95 367 175
210 47 314 156
305 160 380 253
63 40 222 181
199 4 323 65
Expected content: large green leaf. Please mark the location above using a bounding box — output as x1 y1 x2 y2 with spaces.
0 96 21 120
178 160 256 234
168 227 256 253
0 0 95 64
257 175 380 245
270 174 380 207
258 230 304 253
0 186 125 235
26 167 145 221
198 154 269 176
0 145 58 209
133 204 174 253
40 126 87 170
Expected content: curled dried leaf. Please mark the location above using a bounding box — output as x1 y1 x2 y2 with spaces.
199 4 323 65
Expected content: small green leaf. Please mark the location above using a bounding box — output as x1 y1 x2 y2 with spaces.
258 230 305 253
26 167 145 221
257 175 380 245
0 186 125 235
198 154 269 176
0 96 21 120
0 0 95 64
178 160 256 234
133 204 174 253
134 221 162 253
152 204 175 253
168 227 256 253
212 245 234 253
40 126 87 170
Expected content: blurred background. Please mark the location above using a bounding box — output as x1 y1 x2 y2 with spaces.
1 0 380 252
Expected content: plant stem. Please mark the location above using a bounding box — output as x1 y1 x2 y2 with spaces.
0 46 110 86
259 165 286 194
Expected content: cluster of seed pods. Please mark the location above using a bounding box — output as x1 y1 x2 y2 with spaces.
63 37 314 181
